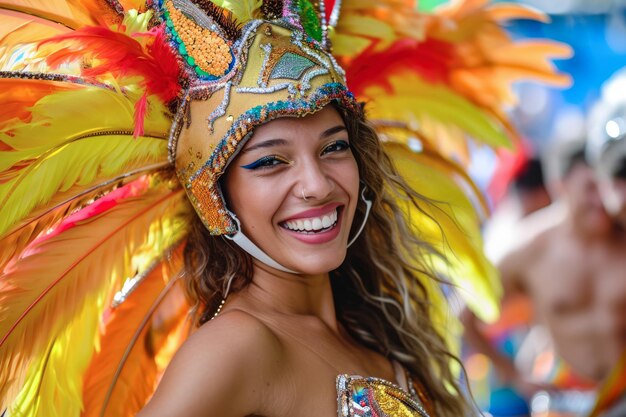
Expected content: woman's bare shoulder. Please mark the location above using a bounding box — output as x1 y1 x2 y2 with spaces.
138 310 283 417
194 308 283 351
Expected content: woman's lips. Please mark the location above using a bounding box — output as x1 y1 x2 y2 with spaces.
282 208 338 232
279 205 344 244
281 202 342 222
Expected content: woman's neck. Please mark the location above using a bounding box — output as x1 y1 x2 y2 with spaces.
234 261 339 332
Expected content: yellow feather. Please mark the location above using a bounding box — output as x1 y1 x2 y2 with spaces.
0 178 190 411
0 169 169 273
330 33 372 58
118 0 150 14
1 88 170 152
386 142 501 323
364 74 511 150
10 292 101 417
120 8 152 35
210 0 262 24
332 0 426 57
0 134 168 237
338 14 395 43
0 87 171 237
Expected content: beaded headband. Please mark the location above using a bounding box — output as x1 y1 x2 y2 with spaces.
163 0 360 235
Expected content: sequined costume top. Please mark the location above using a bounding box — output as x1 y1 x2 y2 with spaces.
336 373 432 417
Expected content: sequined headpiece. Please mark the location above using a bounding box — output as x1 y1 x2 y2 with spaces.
163 0 359 235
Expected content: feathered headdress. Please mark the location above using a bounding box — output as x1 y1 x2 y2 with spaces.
0 0 570 415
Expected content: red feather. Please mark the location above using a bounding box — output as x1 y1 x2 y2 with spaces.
345 38 455 97
141 26 183 103
324 0 336 23
40 25 182 134
42 25 182 102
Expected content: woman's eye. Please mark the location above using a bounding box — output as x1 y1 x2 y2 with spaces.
241 155 288 170
322 140 350 155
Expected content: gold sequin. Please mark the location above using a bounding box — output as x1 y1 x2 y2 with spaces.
337 375 431 417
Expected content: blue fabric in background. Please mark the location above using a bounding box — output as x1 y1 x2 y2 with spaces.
505 9 626 144
510 10 626 107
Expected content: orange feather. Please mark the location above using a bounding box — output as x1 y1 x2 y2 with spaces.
81 247 189 417
0 79 79 131
425 0 572 116
0 0 121 29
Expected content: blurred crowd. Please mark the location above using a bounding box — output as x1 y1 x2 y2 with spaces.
461 40 626 417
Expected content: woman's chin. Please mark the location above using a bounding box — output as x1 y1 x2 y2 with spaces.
282 251 347 276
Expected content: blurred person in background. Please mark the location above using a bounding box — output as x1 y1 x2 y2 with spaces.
462 134 626 417
583 69 626 417
587 68 626 231
594 135 626 229
484 153 553 264
470 152 552 417
509 158 553 217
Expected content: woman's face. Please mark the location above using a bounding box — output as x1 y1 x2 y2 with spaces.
224 106 360 274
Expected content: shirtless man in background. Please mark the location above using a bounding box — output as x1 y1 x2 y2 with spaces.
462 138 626 413
585 91 626 416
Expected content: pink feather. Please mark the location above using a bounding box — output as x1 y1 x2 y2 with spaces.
133 91 148 138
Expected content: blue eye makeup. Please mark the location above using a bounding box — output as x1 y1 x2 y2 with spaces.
322 140 350 155
240 140 349 170
241 155 290 170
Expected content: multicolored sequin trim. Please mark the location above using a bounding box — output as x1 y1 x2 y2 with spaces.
337 375 431 417
167 21 265 166
188 82 358 235
0 70 114 90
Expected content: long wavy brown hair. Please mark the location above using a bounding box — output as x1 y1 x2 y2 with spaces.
183 104 472 417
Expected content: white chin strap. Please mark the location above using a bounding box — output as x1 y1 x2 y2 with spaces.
347 187 372 248
225 210 298 274
224 188 372 274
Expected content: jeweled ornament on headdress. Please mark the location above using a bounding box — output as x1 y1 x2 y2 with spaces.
158 0 359 235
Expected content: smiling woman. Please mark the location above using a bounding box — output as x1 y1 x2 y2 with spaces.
133 2 470 411
162 97 466 416
0 0 570 416
165 88 459 413
224 107 359 273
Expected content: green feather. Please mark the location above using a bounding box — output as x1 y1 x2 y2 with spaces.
297 0 323 42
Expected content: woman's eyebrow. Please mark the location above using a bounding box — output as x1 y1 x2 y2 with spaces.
241 138 288 153
320 125 347 139
242 125 346 153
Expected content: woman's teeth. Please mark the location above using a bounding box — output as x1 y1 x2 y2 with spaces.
284 209 338 233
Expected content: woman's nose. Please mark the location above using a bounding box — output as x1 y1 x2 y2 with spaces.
296 159 334 201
